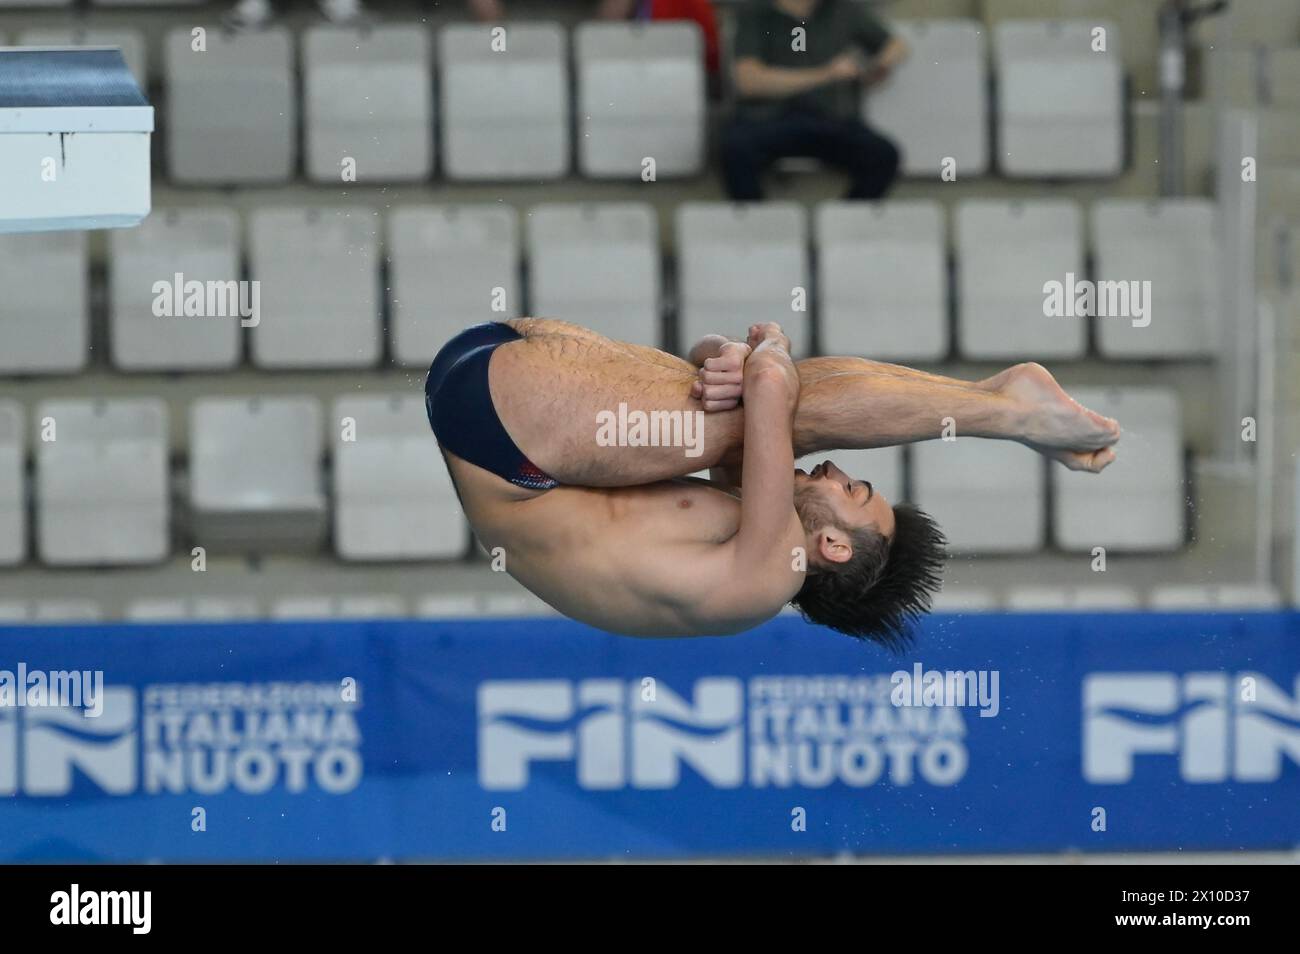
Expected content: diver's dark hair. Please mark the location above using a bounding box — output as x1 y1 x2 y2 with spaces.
789 503 946 651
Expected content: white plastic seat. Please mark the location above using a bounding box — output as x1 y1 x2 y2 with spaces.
439 23 569 180
32 599 102 623
164 27 295 183
387 204 521 366
1006 585 1141 611
955 200 1086 359
931 586 1000 612
0 231 87 374
994 19 1123 177
1149 583 1282 611
864 19 988 177
480 592 559 618
302 25 433 183
271 594 407 620
913 439 1045 554
816 200 948 360
109 207 243 370
0 402 24 566
336 595 407 619
248 207 382 369
574 21 705 178
676 202 810 355
18 28 148 85
416 594 481 618
1092 199 1219 359
189 397 327 552
126 596 260 621
1053 387 1183 552
526 202 661 347
333 394 468 561
0 601 29 623
35 399 169 565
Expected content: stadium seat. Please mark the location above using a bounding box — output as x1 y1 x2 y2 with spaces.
18 28 148 85
126 596 261 621
387 204 521 366
0 230 87 374
525 202 661 346
271 594 407 620
1092 199 1219 359
1149 583 1283 611
480 592 560 617
189 397 327 552
164 26 295 183
1053 387 1184 552
333 395 469 561
108 207 243 371
0 601 28 623
248 207 382 369
416 594 482 618
912 439 1045 553
0 402 23 566
35 399 169 566
816 200 948 360
993 19 1123 177
930 585 1000 612
439 23 569 180
1005 585 1141 611
302 25 433 183
574 21 706 179
799 446 905 506
676 202 810 355
32 599 102 623
954 200 1086 359
863 19 988 177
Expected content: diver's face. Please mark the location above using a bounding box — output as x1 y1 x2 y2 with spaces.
794 459 895 539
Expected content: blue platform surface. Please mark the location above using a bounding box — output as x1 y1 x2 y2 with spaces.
0 610 1297 861
0 48 146 109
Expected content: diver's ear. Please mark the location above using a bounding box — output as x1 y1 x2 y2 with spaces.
816 527 853 565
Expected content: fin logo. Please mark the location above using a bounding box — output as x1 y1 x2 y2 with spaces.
478 678 743 791
1083 672 1300 783
0 688 137 796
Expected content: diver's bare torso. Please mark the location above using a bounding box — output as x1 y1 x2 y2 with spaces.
442 450 799 636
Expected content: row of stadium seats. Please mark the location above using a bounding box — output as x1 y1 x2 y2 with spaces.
0 394 464 565
2 578 1280 625
9 18 1134 181
0 384 1184 568
1 197 1220 373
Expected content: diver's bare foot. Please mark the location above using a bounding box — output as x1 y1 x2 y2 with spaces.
985 363 1122 473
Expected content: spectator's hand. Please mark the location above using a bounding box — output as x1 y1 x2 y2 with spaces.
825 52 865 83
691 341 751 412
864 59 894 86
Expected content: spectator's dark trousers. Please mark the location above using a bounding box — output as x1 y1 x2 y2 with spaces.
722 112 901 201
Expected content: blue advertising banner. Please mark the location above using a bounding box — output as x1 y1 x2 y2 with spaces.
0 610 1297 861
